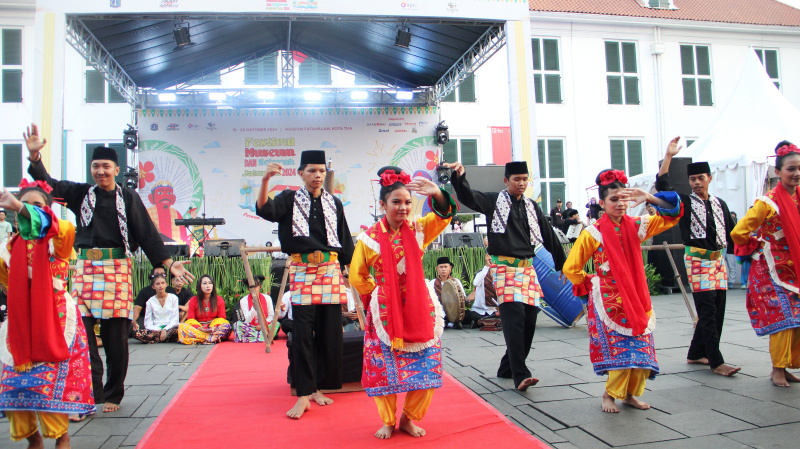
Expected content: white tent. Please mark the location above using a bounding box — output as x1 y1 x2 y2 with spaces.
629 48 800 217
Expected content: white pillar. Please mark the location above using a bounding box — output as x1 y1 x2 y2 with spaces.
32 11 67 176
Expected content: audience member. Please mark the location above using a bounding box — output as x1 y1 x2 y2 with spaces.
563 209 584 242
341 275 360 332
278 290 293 336
464 254 499 328
233 275 277 342
428 256 466 329
172 276 194 322
550 199 564 228
0 209 12 247
134 274 179 343
178 275 231 344
132 265 177 332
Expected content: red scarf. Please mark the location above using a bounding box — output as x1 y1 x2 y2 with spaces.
7 207 69 371
597 214 652 336
247 294 269 325
375 217 434 349
774 183 800 282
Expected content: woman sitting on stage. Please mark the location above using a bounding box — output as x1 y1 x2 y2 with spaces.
732 141 800 387
178 275 231 344
350 166 458 439
233 275 278 342
563 169 682 413
134 273 179 343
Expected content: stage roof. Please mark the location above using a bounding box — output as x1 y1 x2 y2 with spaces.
77 16 501 90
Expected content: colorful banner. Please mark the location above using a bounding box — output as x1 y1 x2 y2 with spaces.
137 107 442 247
490 126 511 165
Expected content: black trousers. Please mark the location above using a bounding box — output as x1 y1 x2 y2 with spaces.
82 316 131 405
291 304 343 397
496 302 539 387
687 289 727 368
463 310 493 327
279 317 293 336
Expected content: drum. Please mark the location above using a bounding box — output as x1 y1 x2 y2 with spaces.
440 278 466 323
533 244 585 328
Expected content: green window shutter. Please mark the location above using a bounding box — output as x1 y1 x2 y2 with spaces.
755 49 764 62
627 140 643 176
86 70 105 103
543 39 559 71
544 74 561 104
548 139 564 178
698 79 713 106
680 45 695 75
85 144 96 184
549 182 566 211
537 139 547 178
531 39 541 71
605 41 620 73
195 71 221 85
458 73 476 102
107 84 126 103
354 72 373 85
622 42 637 73
3 144 22 188
245 57 279 85
298 60 314 85
607 76 623 105
540 182 549 211
774 81 781 90
299 60 331 86
442 140 458 163
764 50 779 79
682 78 697 106
2 29 22 65
461 139 478 166
244 60 260 85
610 140 626 171
624 76 639 105
648 0 660 6
687 139 696 147
695 46 711 76
533 74 543 104
109 143 127 184
442 90 456 102
2 69 22 103
316 62 331 85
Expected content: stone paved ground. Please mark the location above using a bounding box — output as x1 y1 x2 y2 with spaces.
3 290 799 448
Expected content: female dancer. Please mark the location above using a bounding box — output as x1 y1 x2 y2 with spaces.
178 275 231 344
732 141 800 387
563 169 682 413
233 275 277 342
349 166 458 439
0 180 95 447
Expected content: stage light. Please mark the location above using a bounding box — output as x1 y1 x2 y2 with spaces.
158 93 176 102
304 91 322 101
395 26 412 48
395 91 413 100
208 92 227 101
123 125 138 150
257 91 275 100
435 121 450 145
173 22 194 50
351 91 369 100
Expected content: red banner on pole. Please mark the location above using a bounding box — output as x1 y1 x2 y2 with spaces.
491 126 511 165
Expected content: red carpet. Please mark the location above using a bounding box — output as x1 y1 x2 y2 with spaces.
137 341 548 448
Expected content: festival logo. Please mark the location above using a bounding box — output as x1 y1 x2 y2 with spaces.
159 0 179 7
110 0 121 8
150 123 158 131
292 0 318 9
206 122 217 131
166 123 180 131
446 2 459 13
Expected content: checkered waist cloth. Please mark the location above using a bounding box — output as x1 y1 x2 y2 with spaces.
71 256 133 319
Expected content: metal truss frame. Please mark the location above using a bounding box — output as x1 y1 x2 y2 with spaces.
433 25 506 103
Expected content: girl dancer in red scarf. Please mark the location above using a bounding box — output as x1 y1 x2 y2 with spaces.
350 166 458 439
563 169 682 413
732 141 800 387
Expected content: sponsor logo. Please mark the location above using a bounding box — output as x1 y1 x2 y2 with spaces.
393 129 408 133
206 122 217 131
166 123 180 131
150 123 158 131
388 122 402 127
412 127 418 133
378 129 389 133
187 123 200 130
400 2 417 10
367 122 387 127
446 2 459 13
388 117 404 121
292 0 318 10
110 0 121 8
418 121 428 125
404 122 416 126
159 0 179 7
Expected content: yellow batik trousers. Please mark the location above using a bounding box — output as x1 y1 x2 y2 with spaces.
373 388 434 426
6 411 68 441
770 328 800 369
605 368 650 400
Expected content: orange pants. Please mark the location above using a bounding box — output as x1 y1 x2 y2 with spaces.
770 328 800 369
373 388 434 426
6 411 68 441
605 368 649 400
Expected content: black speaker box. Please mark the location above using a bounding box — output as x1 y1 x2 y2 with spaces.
163 244 189 257
443 232 484 248
204 239 246 257
648 157 692 290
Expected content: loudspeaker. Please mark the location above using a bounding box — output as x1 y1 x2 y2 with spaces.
163 244 189 257
443 232 484 248
648 156 692 290
204 239 246 257
659 157 693 196
269 258 288 301
448 165 507 215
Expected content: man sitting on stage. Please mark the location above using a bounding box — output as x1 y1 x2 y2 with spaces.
428 256 466 329
256 150 354 419
466 254 500 328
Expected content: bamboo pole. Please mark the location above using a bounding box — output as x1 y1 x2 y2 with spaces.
657 241 698 325
349 285 367 331
238 244 288 353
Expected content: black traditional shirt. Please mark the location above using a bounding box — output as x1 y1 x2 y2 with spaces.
450 171 566 269
256 189 354 265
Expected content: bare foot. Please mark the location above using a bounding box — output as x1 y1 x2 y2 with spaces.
399 413 426 437
516 377 539 392
785 370 800 383
601 391 619 413
287 396 311 419
310 391 334 406
772 368 791 387
55 433 71 449
374 424 394 439
713 364 741 377
687 358 710 365
623 394 651 410
103 403 119 413
26 432 44 449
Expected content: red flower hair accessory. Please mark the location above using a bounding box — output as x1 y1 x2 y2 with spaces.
18 179 53 194
599 170 628 186
777 143 799 157
378 170 411 187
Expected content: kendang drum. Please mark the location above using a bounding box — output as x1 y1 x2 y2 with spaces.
440 278 466 323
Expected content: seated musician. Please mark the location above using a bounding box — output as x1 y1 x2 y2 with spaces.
428 256 466 329
278 290 293 337
132 265 177 333
233 275 278 343
178 275 231 344
341 274 359 332
465 253 500 328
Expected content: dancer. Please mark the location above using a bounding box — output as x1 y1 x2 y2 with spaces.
350 166 457 439
178 275 231 344
24 123 193 413
563 169 682 413
732 141 800 387
133 273 179 344
656 137 741 376
256 150 354 419
0 180 95 447
233 275 277 342
445 161 566 391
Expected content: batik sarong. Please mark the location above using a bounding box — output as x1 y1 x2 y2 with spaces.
747 257 800 336
71 258 133 319
178 318 231 344
684 246 728 292
490 256 543 307
289 260 348 305
233 321 279 342
134 325 179 344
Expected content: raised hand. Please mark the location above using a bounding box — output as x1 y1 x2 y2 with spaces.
665 136 682 158
23 123 47 158
0 188 22 212
264 163 283 182
441 162 464 177
621 188 650 207
406 176 440 197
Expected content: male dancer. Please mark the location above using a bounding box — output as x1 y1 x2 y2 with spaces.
656 137 740 376
24 124 194 413
257 150 354 419
445 161 566 391
428 256 466 329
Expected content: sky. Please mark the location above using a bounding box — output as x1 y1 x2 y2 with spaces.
778 0 800 9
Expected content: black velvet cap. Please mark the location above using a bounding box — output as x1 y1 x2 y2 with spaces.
91 146 119 164
687 161 711 176
505 161 529 178
436 257 453 267
240 275 265 286
300 150 326 166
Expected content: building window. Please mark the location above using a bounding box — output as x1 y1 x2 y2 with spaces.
85 60 126 104
754 48 780 89
537 139 565 212
442 138 479 166
686 138 697 147
1 29 22 103
442 73 476 103
2 143 23 188
531 38 562 104
646 0 674 8
605 41 639 105
298 59 331 86
85 143 126 185
610 139 643 176
244 55 278 85
680 44 713 106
